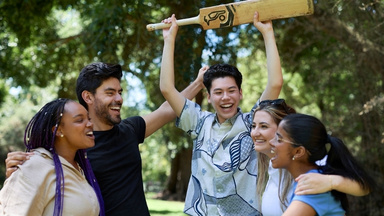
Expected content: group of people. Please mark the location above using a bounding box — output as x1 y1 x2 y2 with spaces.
1 11 374 216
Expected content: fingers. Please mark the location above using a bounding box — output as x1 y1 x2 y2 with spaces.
253 11 259 23
295 174 303 182
295 178 307 194
199 65 209 72
5 152 32 168
295 174 313 194
253 11 273 35
162 14 177 24
162 14 178 37
5 167 18 179
5 151 33 178
295 173 332 195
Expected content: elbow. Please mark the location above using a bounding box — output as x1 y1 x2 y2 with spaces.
271 78 283 92
276 75 284 88
160 87 169 98
159 81 168 95
160 85 174 100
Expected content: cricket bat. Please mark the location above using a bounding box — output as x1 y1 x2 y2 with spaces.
146 0 314 31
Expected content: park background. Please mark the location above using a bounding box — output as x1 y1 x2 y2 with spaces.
0 0 383 215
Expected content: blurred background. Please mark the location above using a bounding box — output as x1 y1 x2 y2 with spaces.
0 0 383 214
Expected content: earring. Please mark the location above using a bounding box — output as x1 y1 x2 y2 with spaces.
60 134 64 138
292 156 295 161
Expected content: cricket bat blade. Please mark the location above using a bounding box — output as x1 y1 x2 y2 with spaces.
146 0 314 31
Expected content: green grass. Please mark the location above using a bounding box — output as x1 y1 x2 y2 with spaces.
146 194 185 216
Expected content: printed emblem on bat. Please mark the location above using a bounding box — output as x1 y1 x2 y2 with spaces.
204 5 236 28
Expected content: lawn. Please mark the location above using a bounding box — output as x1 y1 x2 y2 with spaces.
146 194 185 216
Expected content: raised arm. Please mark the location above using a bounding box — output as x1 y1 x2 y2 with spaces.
253 12 283 101
142 14 206 138
159 14 190 117
295 173 370 196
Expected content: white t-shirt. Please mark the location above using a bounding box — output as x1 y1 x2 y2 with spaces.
261 161 293 216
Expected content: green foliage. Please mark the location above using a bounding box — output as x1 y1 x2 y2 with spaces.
0 0 383 213
0 83 57 183
0 80 8 107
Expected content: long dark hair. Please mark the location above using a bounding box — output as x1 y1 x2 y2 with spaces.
24 98 105 216
253 99 296 210
281 113 375 213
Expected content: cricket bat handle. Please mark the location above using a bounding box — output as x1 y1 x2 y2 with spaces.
146 16 200 31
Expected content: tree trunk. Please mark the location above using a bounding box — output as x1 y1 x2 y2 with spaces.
161 147 192 201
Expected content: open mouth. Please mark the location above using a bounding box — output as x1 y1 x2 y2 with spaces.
220 104 233 111
254 139 266 143
86 131 94 138
221 104 232 108
270 149 277 161
110 106 121 113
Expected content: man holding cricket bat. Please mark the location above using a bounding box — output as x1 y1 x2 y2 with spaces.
160 12 282 215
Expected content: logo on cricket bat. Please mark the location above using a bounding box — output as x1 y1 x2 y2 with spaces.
203 5 235 28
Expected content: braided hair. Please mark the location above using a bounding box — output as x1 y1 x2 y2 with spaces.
24 98 105 216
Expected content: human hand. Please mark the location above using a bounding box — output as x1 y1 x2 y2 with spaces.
5 151 33 178
162 14 179 42
196 65 209 85
295 173 332 195
253 11 273 35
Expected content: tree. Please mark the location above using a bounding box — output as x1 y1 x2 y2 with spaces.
1 0 383 213
274 1 384 214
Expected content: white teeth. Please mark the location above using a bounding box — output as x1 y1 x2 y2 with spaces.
222 104 231 108
111 107 120 110
271 149 275 154
255 139 265 143
86 131 93 135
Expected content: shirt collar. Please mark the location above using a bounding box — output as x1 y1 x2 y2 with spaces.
213 107 242 125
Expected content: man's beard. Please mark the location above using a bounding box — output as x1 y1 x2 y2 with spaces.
94 100 121 126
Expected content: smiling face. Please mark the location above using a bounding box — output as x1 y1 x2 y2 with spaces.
269 121 297 170
251 110 278 158
58 101 95 151
92 77 123 127
207 76 243 124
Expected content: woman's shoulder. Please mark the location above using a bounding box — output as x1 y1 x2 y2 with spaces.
17 148 55 176
22 148 53 163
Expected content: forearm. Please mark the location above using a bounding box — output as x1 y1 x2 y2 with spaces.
160 39 177 98
295 173 370 196
330 175 370 196
180 78 204 100
261 29 283 100
161 41 203 100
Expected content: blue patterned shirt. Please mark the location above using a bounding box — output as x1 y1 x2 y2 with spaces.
177 99 261 216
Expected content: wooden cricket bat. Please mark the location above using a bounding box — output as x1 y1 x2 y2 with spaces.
146 0 314 31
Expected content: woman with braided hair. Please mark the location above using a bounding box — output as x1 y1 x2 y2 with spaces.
0 98 104 216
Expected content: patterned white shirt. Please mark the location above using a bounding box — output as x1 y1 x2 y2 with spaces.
178 99 261 216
